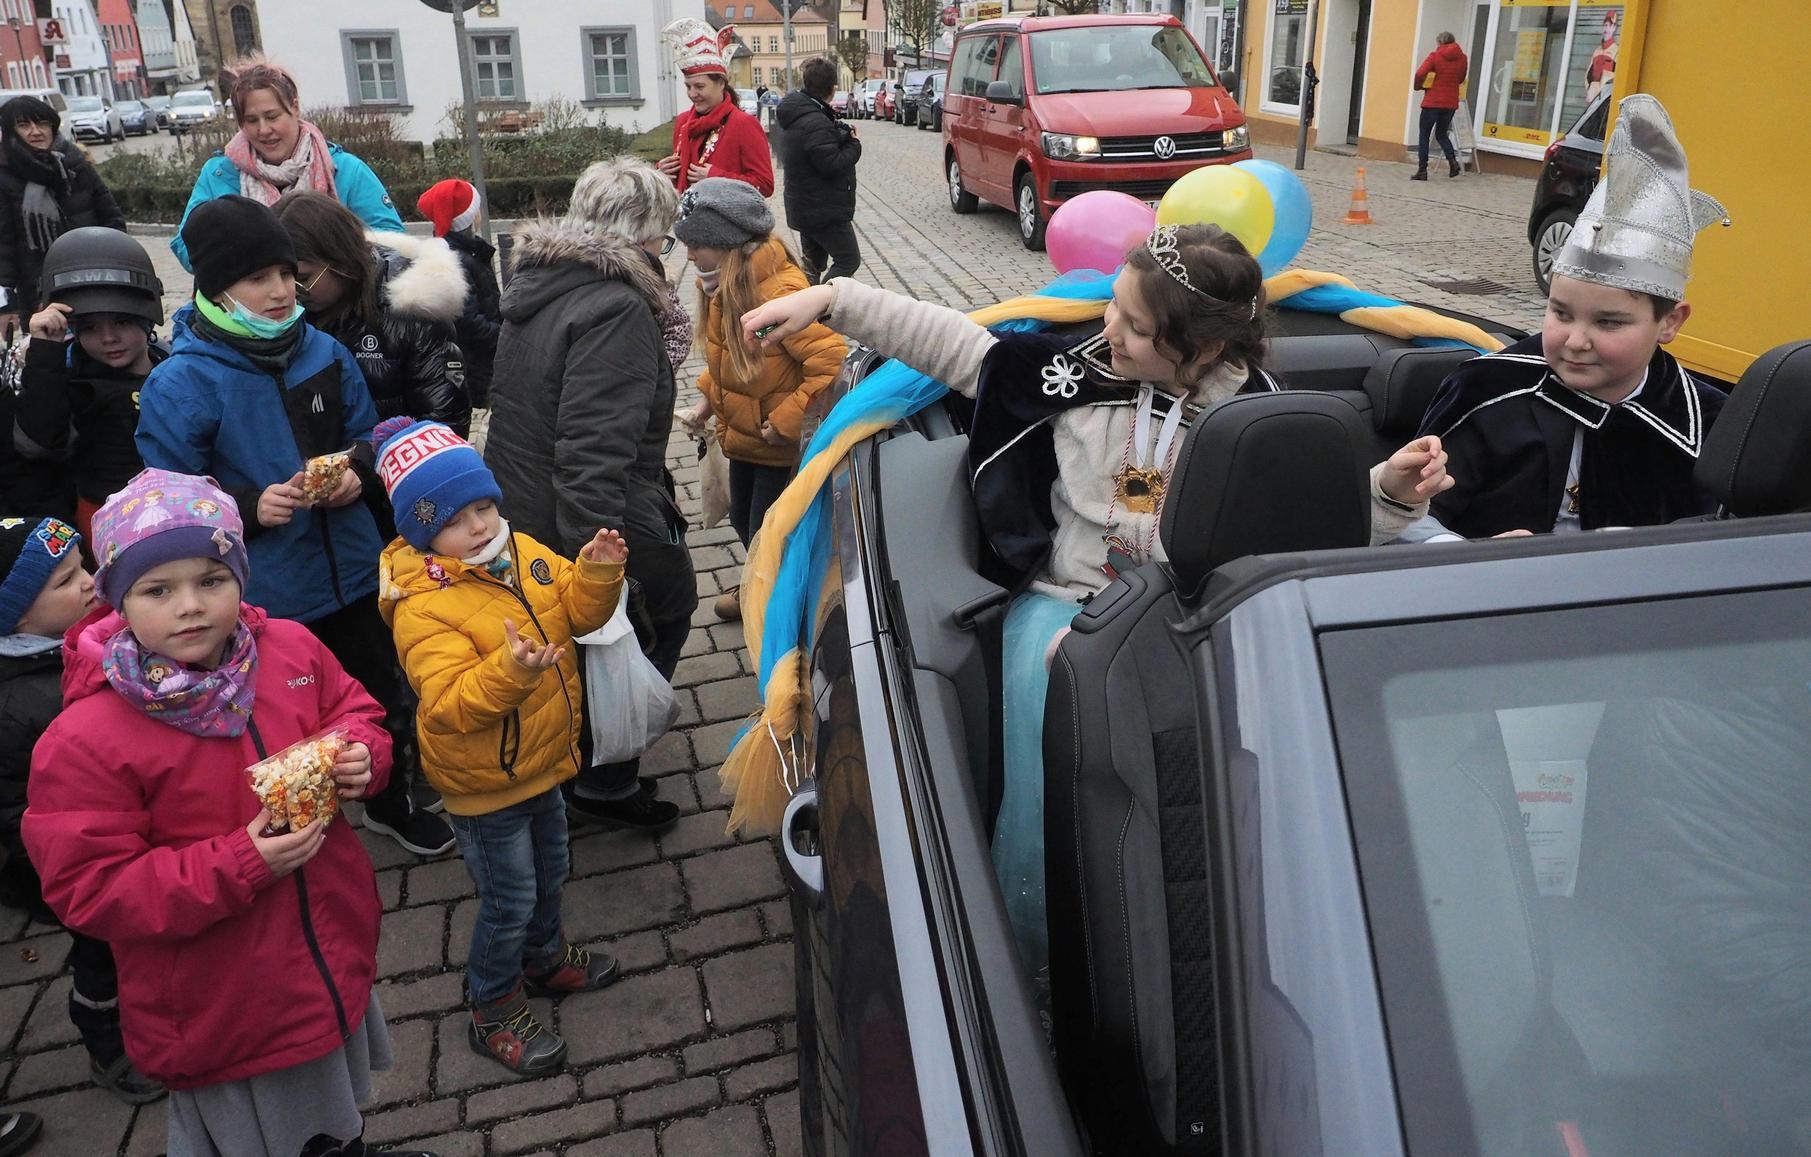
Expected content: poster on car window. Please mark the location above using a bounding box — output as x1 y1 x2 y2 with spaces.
1508 759 1589 896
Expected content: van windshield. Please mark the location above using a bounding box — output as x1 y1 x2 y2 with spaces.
1029 25 1215 95
172 92 212 107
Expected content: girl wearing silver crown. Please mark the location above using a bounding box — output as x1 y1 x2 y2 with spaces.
741 222 1449 996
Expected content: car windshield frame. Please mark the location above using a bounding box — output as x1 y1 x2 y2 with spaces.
1028 24 1216 95
1319 586 1811 1154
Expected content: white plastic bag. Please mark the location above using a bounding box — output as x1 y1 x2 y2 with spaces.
576 594 679 764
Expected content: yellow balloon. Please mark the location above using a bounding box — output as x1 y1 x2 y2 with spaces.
1155 165 1276 258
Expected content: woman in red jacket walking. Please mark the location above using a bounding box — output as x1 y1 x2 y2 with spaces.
22 469 434 1157
1413 31 1469 180
657 18 775 197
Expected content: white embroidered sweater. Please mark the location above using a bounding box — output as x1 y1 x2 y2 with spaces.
825 278 1424 600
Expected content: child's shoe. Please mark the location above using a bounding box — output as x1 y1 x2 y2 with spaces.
525 943 621 998
89 1053 165 1105
469 988 566 1075
714 585 742 621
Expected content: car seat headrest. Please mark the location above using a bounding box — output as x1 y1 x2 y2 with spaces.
1694 340 1811 518
1363 346 1479 438
1159 391 1372 599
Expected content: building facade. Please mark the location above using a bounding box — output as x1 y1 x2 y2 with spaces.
95 0 144 96
255 0 703 142
182 0 257 85
0 0 51 90
712 0 830 93
52 0 112 97
135 0 197 90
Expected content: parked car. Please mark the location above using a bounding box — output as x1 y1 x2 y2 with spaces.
143 93 172 128
872 79 895 122
942 13 1252 250
66 95 124 143
115 98 158 136
852 77 886 118
894 68 935 124
0 88 67 118
1528 87 1613 293
830 89 851 116
167 88 220 134
915 71 946 131
739 91 761 117
785 299 1811 1154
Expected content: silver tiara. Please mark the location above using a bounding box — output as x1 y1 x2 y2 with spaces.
1145 225 1258 320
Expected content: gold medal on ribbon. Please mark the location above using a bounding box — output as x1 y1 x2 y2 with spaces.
1115 465 1164 515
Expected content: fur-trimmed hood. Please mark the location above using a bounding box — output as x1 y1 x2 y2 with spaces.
369 230 469 324
501 220 670 322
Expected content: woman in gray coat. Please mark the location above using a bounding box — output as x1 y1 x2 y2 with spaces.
483 157 694 832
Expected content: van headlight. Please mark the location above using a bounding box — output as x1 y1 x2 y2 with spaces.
1224 125 1250 151
1042 132 1101 161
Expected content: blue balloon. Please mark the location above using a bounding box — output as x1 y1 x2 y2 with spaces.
1233 159 1313 276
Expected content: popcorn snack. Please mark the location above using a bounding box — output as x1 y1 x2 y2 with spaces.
247 729 349 833
300 452 351 505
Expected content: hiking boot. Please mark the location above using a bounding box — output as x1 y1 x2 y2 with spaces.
1410 168 1429 181
0 1112 41 1157
469 989 566 1075
714 585 742 621
1449 157 1463 178
525 943 621 998
90 1053 166 1105
567 790 679 834
363 799 456 856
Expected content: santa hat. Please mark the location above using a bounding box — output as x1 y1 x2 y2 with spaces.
416 179 482 239
663 17 734 78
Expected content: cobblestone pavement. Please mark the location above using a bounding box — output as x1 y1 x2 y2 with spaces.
1 124 1543 1156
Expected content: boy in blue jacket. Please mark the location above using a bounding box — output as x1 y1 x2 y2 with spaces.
136 194 454 857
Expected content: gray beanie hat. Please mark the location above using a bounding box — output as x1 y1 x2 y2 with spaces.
674 177 774 250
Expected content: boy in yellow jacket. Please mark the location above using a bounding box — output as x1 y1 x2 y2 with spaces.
372 417 627 1076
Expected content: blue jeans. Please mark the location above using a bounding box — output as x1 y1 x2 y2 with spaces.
449 787 570 1004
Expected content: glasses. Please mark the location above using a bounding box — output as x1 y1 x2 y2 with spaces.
297 265 342 296
649 235 676 256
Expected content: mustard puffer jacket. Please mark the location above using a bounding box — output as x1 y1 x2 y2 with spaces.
697 238 847 467
378 528 623 816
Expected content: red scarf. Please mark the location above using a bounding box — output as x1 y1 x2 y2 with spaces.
677 99 737 193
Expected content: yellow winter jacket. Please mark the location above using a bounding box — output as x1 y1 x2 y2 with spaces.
697 238 847 467
377 529 624 817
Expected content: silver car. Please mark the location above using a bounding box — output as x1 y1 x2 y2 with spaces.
167 89 220 135
66 95 124 143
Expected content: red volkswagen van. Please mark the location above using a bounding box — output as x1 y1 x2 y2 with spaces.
943 14 1251 250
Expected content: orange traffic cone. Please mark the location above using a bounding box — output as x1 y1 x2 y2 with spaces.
1341 166 1375 225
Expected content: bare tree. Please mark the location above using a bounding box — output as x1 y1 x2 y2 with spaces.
888 0 942 66
834 31 870 80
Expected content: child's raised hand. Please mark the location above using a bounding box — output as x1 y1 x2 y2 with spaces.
27 302 72 342
503 619 565 673
246 809 328 878
742 284 835 349
580 528 629 565
257 472 307 528
330 742 374 800
1379 435 1455 505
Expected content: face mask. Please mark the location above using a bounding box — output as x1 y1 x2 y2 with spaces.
223 295 304 340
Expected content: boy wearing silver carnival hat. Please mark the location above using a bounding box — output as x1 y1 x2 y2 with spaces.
1415 94 1732 539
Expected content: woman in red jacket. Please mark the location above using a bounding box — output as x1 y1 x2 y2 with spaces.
1413 31 1469 180
20 469 430 1157
657 18 775 197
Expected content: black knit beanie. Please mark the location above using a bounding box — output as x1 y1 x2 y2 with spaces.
183 195 298 299
0 96 60 141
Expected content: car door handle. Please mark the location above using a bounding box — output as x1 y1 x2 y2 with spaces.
781 780 825 909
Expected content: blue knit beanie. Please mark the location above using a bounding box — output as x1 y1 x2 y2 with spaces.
0 517 81 634
374 417 503 551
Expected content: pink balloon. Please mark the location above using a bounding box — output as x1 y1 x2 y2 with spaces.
1046 191 1157 276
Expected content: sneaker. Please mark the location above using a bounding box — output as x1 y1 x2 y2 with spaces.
410 778 446 814
566 790 679 834
525 943 621 998
469 989 566 1075
714 585 742 621
90 1053 166 1105
0 1113 41 1157
639 775 660 798
363 802 457 856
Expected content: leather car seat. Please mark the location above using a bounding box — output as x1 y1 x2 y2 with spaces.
1363 345 1480 452
1693 339 1811 516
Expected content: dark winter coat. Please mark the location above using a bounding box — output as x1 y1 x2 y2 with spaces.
312 232 471 436
0 138 126 318
0 352 74 521
13 336 168 506
775 90 861 234
444 230 500 409
0 640 60 895
484 223 686 558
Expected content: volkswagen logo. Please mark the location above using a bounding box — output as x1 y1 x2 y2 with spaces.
1152 135 1176 160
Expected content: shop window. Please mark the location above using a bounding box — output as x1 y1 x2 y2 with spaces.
1265 0 1308 112
1481 3 1569 147
1559 6 1621 129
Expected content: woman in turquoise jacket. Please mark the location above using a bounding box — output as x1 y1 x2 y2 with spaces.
171 55 404 271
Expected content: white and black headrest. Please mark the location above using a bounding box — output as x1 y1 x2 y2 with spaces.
1695 340 1811 517
1362 346 1479 439
1159 391 1372 599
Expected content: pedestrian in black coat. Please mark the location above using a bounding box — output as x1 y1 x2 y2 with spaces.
0 97 126 324
775 56 862 283
417 179 501 408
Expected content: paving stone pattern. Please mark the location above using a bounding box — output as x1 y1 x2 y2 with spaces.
1 122 1542 1154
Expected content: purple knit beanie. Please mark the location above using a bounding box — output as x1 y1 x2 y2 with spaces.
92 468 250 607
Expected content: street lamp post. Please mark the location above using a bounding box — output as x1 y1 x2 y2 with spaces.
783 0 794 90
419 0 492 243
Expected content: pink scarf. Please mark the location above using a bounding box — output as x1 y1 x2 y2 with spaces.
225 119 339 207
102 616 259 737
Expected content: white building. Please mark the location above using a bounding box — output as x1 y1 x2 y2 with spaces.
256 0 705 143
53 0 113 98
